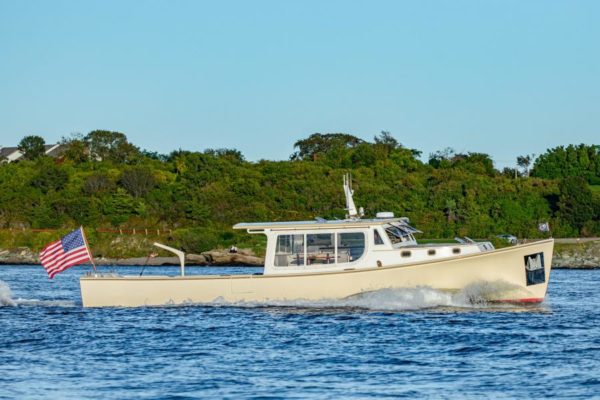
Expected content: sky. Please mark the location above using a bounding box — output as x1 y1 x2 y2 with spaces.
0 0 598 168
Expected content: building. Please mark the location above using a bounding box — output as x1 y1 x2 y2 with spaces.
0 144 68 163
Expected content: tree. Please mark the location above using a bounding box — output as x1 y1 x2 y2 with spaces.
30 160 68 193
351 143 377 167
429 149 495 176
85 130 140 163
204 148 245 163
18 135 46 160
460 153 496 176
61 133 89 163
84 172 115 196
428 148 455 169
120 167 156 197
558 176 594 233
102 188 137 225
531 144 600 184
374 131 399 154
290 133 363 161
517 154 535 177
501 167 519 178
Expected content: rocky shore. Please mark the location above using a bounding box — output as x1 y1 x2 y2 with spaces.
2 240 599 268
0 248 264 267
552 240 600 269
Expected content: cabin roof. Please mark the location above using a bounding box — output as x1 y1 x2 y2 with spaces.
233 218 408 231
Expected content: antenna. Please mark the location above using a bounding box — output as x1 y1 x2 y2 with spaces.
343 173 363 219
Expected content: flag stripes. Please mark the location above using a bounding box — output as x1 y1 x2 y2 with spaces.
39 228 92 279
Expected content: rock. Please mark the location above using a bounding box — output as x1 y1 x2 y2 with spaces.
186 254 210 265
73 250 262 267
201 249 264 266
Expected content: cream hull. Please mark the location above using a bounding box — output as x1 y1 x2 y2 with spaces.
80 239 554 307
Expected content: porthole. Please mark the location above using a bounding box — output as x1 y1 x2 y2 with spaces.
452 248 461 254
428 249 436 256
401 250 412 258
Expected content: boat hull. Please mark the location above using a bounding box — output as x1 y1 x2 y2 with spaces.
80 239 554 307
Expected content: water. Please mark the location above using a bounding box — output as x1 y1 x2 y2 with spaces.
1 265 599 399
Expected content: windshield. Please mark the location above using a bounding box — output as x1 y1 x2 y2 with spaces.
384 222 418 245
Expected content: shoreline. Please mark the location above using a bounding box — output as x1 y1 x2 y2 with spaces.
0 249 265 267
2 239 599 269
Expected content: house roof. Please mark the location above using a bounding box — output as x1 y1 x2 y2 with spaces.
0 144 68 161
0 147 19 159
45 144 68 157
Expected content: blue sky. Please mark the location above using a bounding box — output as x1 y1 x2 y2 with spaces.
1 0 598 167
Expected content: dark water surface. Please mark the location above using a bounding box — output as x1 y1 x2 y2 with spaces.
1 265 599 399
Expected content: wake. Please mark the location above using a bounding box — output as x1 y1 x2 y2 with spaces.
0 278 542 312
0 280 75 307
212 281 541 312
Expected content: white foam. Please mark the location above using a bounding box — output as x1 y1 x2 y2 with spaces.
0 280 16 307
0 280 76 307
208 281 533 311
14 299 77 307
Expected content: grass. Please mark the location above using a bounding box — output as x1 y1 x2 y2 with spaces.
589 185 600 193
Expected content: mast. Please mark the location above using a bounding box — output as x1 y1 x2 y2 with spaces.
343 173 363 219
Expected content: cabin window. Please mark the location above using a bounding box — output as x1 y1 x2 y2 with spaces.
337 232 365 263
428 249 436 256
401 250 411 257
373 229 384 245
306 233 335 265
385 225 405 244
274 234 305 266
453 248 461 254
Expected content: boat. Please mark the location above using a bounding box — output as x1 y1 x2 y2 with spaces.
80 175 554 307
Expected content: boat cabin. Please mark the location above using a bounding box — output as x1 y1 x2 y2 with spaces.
233 175 493 275
233 218 493 275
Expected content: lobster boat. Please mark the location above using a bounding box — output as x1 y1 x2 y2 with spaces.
80 175 553 307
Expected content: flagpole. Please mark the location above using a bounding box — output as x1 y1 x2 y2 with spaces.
80 226 97 273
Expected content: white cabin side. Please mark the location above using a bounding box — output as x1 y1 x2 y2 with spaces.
234 220 494 276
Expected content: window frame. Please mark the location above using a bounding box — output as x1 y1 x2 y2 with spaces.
271 230 367 269
336 231 367 265
373 228 386 246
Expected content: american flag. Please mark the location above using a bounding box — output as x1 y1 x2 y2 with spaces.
39 227 93 279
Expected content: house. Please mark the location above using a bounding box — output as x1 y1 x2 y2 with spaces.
0 146 21 162
0 144 68 163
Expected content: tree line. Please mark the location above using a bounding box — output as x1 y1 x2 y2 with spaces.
1 130 599 254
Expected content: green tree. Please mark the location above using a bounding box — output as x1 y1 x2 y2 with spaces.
373 131 399 155
61 134 89 163
85 130 140 163
532 144 600 184
84 172 115 196
18 135 46 160
120 167 156 198
204 148 245 163
517 154 535 177
428 148 455 169
557 177 594 233
30 160 68 193
291 133 363 161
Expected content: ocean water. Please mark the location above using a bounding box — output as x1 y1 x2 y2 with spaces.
1 265 599 399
